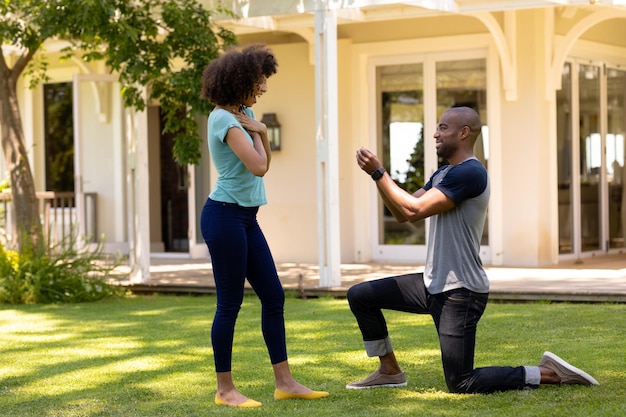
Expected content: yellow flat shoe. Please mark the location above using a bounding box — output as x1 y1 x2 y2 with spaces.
215 394 262 408
274 388 329 400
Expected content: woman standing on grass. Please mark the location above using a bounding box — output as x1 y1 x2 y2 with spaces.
200 43 329 408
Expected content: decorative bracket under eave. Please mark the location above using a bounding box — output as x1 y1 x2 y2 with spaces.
547 8 623 101
474 11 517 102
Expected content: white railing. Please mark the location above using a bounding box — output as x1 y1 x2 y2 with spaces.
0 191 97 250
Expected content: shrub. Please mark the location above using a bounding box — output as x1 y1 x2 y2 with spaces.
0 240 125 304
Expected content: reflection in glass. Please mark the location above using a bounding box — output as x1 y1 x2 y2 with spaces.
557 63 573 254
558 63 626 254
378 64 425 244
436 59 489 245
44 83 75 192
377 59 488 246
579 64 601 252
607 68 626 249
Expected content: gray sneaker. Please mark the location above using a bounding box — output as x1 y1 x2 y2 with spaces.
346 370 407 389
539 351 599 385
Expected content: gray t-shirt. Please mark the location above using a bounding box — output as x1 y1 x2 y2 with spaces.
422 158 490 294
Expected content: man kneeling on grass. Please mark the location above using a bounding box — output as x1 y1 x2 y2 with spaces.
347 106 598 393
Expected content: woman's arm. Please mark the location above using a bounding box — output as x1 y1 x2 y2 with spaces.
226 127 269 177
236 112 271 171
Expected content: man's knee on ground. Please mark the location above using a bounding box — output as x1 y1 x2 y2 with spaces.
445 372 476 394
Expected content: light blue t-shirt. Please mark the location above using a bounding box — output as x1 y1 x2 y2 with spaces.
207 108 267 207
422 158 490 294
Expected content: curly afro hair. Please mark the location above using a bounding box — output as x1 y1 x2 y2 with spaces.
201 43 278 106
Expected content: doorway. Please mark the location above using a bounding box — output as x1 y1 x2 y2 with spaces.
372 53 489 262
44 82 74 192
159 108 189 253
557 61 626 257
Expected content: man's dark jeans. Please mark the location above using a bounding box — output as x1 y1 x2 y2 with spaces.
347 273 531 393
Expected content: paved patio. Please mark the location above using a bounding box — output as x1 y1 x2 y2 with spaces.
119 253 626 303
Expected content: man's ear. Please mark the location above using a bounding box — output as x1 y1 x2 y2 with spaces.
460 125 471 140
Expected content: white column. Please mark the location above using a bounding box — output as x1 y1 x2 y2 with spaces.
72 75 86 247
111 81 127 245
126 95 151 283
315 7 341 287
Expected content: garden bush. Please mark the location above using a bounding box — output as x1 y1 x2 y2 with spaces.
0 239 124 304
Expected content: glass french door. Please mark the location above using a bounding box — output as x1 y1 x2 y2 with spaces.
557 61 626 256
436 59 489 246
374 55 488 259
607 67 626 250
377 63 426 246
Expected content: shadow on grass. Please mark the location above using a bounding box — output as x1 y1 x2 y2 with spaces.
0 295 624 416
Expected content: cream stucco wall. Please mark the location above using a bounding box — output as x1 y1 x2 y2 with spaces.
498 9 557 266
253 42 320 263
78 81 126 245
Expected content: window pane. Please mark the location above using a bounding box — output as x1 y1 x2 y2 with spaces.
607 68 626 249
436 59 489 245
44 83 74 192
378 64 425 245
579 64 601 252
557 63 573 254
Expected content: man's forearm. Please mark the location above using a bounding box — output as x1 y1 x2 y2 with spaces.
376 175 410 223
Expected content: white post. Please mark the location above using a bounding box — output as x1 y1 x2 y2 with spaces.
72 75 86 248
315 6 341 287
126 97 151 283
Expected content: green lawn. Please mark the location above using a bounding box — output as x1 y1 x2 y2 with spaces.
0 294 624 417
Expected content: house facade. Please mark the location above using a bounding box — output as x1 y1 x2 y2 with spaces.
2 0 626 284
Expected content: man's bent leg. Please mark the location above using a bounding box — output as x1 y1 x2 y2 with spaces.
346 274 429 389
347 273 429 352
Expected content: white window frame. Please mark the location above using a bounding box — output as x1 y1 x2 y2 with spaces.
363 39 497 264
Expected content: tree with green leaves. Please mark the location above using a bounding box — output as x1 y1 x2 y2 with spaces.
0 0 236 255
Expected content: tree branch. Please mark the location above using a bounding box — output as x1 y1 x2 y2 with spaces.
0 46 9 75
9 44 39 84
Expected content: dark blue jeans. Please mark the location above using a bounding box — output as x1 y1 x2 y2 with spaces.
347 273 530 393
201 198 287 373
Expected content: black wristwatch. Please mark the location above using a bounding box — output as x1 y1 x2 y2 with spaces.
370 167 386 181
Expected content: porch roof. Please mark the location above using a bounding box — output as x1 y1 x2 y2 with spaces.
200 0 626 34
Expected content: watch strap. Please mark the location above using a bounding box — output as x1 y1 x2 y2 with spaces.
370 167 386 181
